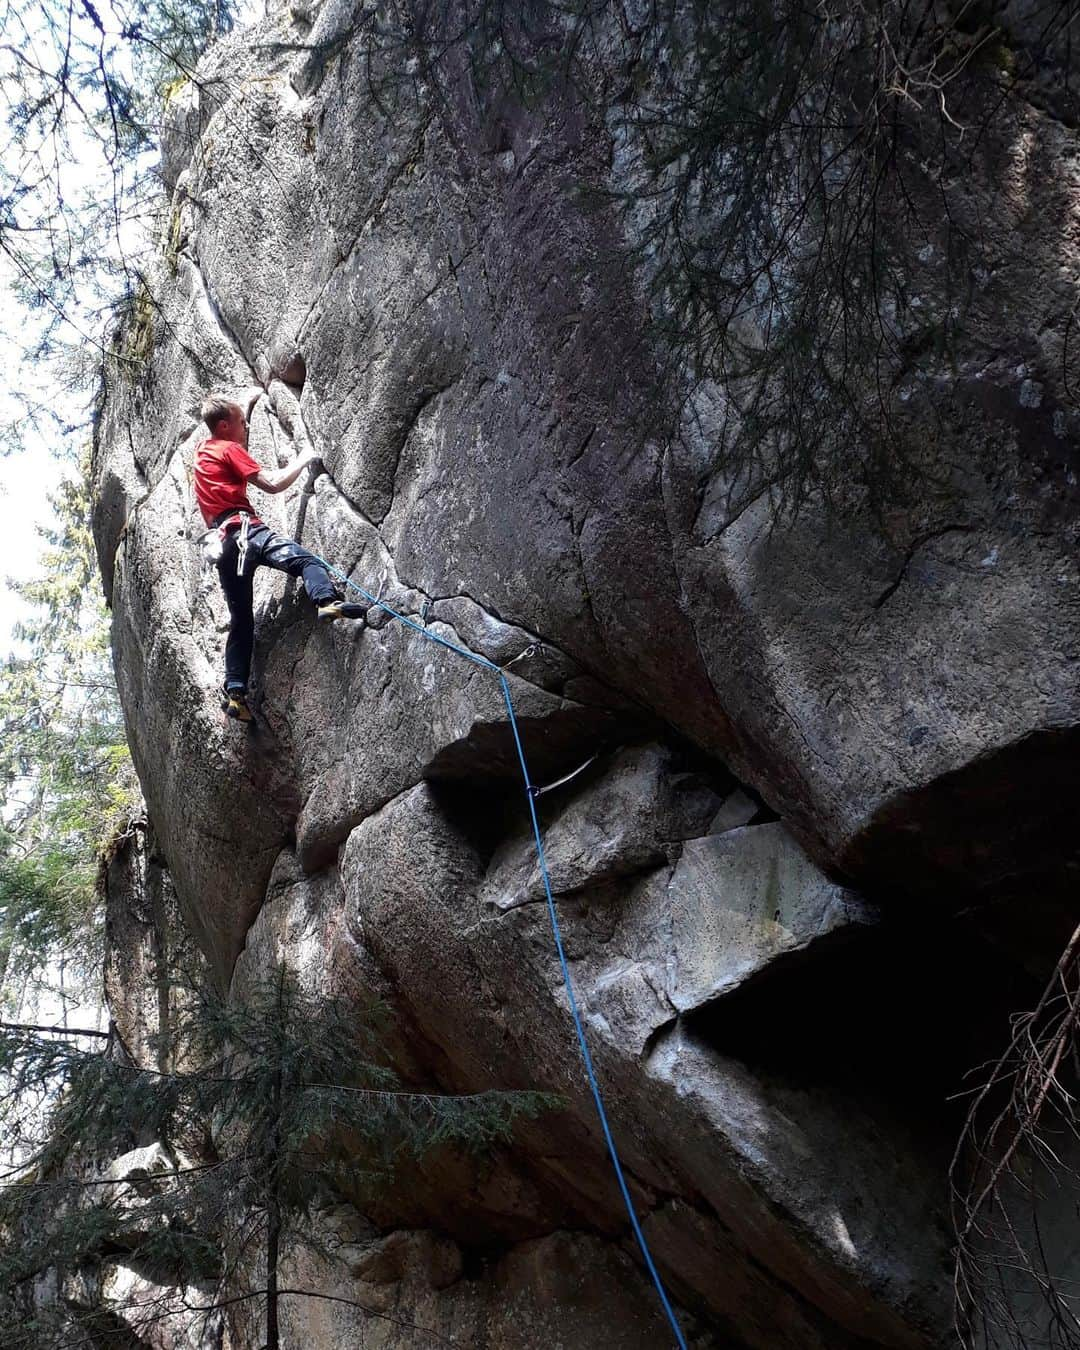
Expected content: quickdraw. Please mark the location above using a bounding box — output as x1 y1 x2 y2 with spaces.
236 514 251 578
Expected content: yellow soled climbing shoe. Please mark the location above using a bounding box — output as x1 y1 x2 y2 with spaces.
221 685 254 723
316 598 366 622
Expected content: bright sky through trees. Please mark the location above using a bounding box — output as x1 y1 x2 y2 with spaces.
0 0 147 654
0 390 67 655
0 0 254 649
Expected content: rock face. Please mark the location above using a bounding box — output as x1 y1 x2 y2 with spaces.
103 818 208 1070
89 3 1079 1347
230 1226 689 1350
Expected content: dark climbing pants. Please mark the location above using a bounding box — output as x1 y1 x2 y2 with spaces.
217 524 337 690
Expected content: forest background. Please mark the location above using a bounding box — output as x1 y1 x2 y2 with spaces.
0 0 250 1038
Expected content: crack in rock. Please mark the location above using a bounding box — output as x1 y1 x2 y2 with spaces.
871 524 974 611
179 247 263 384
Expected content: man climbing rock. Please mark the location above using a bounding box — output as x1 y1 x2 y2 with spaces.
194 394 361 722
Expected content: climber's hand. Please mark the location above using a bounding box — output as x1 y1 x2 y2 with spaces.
252 448 323 495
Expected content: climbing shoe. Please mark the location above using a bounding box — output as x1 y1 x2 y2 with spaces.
221 685 254 723
316 598 366 622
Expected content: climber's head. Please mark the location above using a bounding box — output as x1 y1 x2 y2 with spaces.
200 395 248 448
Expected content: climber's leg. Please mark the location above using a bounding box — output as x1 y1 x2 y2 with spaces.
247 525 336 600
217 535 256 691
247 525 365 620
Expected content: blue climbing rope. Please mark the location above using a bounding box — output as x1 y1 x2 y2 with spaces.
311 552 689 1349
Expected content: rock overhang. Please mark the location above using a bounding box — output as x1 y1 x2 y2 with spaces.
86 4 1080 1344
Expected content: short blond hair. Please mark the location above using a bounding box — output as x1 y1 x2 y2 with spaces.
200 394 242 434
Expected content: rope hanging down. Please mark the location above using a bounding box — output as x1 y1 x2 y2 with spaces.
310 552 689 1350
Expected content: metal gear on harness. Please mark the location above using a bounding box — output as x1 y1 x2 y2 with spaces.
236 513 251 578
195 528 225 606
198 528 225 567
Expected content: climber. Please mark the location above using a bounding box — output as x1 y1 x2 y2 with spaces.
194 394 362 723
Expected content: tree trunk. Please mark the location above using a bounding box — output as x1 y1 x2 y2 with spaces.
265 968 285 1350
265 1187 281 1350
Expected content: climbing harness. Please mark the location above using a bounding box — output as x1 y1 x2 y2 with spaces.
195 510 257 584
194 511 263 617
306 550 689 1350
196 509 256 569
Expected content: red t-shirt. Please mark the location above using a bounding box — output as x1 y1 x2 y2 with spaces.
194 438 263 526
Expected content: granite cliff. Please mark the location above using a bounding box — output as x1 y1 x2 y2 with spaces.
89 2 1080 1345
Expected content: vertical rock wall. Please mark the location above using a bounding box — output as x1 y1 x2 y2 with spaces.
89 3 1080 1346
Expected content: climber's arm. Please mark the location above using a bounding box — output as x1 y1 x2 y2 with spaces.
249 448 321 495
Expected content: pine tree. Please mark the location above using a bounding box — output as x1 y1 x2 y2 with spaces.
0 964 556 1348
0 0 239 450
0 452 138 1024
